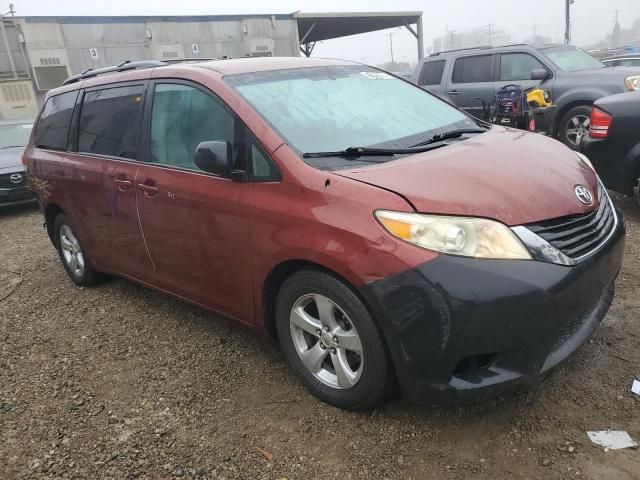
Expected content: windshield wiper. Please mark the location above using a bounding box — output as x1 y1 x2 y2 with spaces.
410 128 488 148
0 145 25 149
303 142 449 159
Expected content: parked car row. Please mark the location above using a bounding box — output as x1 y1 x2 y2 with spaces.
22 56 625 409
411 44 640 150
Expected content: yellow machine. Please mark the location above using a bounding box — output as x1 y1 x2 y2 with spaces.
526 88 553 108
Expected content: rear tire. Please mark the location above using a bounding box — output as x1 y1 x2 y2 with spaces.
558 105 592 150
53 214 103 286
275 270 394 410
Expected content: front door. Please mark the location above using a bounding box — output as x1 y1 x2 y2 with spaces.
447 53 496 119
61 83 154 279
493 52 550 97
135 82 254 322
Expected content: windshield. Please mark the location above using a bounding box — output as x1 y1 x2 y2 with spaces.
541 46 606 72
0 122 33 149
226 65 478 169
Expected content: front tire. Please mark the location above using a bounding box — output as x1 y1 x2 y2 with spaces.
275 270 394 410
558 105 592 150
54 214 103 286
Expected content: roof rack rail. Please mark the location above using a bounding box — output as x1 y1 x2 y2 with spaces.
62 60 167 85
430 43 536 57
430 46 491 57
161 57 216 64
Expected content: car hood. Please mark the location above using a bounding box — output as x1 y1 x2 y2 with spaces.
335 128 599 226
565 66 640 78
0 146 25 173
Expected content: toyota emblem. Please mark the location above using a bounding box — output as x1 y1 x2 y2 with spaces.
574 185 593 205
9 173 23 184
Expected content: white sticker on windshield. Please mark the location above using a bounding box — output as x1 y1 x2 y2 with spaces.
360 72 392 80
22 124 33 129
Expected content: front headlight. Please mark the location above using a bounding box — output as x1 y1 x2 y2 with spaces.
375 210 532 260
625 75 640 91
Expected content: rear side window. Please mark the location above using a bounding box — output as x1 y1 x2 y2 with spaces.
34 90 78 151
452 55 494 83
418 60 446 86
499 53 546 81
78 85 145 159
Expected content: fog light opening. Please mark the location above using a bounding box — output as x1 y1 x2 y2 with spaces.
453 353 498 383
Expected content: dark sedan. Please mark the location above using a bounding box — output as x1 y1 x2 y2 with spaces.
0 119 37 208
581 92 640 204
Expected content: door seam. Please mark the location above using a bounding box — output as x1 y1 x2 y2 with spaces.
134 167 157 270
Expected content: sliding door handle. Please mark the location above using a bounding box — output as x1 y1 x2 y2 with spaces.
137 183 159 196
113 178 133 191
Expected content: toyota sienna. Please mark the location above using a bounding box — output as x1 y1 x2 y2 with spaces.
24 58 625 409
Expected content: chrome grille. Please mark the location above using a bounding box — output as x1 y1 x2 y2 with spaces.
525 184 615 260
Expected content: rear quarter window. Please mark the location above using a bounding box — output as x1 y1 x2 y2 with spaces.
452 55 495 83
33 90 78 151
418 60 446 86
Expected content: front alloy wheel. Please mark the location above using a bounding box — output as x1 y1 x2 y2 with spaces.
276 270 394 410
290 294 363 389
565 114 590 147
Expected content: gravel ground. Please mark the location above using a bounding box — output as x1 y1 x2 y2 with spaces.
1 197 639 480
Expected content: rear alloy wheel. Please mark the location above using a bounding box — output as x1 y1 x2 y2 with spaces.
559 105 592 150
276 270 394 410
54 214 103 286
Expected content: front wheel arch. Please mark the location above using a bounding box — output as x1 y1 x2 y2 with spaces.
262 260 370 339
554 101 593 137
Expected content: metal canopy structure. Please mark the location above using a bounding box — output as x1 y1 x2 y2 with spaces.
294 11 424 60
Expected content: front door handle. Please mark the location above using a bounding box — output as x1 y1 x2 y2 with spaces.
137 183 159 196
447 90 460 95
113 178 133 192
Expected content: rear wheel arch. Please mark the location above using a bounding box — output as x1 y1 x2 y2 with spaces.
44 204 65 246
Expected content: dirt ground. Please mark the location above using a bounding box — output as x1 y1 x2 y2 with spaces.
1 196 639 480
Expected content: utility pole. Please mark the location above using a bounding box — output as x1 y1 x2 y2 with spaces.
388 32 395 64
487 24 492 46
532 25 537 43
565 0 574 45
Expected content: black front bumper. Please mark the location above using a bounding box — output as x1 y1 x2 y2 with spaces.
0 186 37 207
360 211 625 404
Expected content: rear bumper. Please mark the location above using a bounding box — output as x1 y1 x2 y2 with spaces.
360 211 625 404
0 186 37 207
581 136 639 195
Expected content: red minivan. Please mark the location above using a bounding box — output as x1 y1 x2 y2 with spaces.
24 58 625 409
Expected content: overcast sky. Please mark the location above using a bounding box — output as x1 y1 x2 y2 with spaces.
10 0 640 65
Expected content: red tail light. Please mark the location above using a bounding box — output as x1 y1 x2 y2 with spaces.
589 107 612 139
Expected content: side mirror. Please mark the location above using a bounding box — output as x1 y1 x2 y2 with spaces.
530 69 551 81
194 141 233 176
